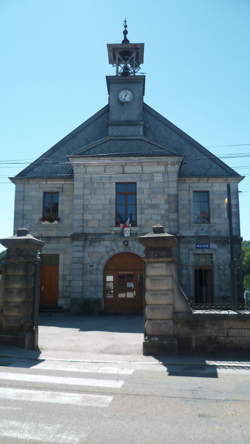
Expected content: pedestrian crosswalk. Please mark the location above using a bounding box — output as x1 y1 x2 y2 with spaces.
0 371 124 388
0 386 113 407
0 419 89 444
26 360 134 375
0 359 134 443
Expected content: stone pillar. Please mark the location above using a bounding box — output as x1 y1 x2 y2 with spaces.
0 228 44 349
139 224 189 354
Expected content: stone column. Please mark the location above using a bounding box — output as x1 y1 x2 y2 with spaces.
0 228 44 349
139 224 188 354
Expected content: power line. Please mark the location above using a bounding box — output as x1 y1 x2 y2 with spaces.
207 144 250 148
1 156 250 166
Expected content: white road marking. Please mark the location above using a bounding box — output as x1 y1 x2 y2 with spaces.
0 387 113 407
24 360 134 375
0 419 88 443
0 371 124 388
218 368 250 375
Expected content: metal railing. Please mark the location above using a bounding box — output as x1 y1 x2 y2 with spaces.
190 298 246 311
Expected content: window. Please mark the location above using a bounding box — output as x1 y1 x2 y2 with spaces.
193 191 210 224
42 192 59 222
115 183 137 226
105 275 114 299
117 273 135 299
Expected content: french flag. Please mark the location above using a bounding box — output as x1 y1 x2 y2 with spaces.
120 215 131 236
124 215 131 227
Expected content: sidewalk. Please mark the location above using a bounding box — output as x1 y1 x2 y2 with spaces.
1 312 250 367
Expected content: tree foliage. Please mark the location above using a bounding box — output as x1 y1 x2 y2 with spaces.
242 241 250 289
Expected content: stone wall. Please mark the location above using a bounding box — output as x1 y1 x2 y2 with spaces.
175 312 250 352
70 156 182 234
178 238 237 303
13 179 74 237
178 177 241 302
178 178 240 237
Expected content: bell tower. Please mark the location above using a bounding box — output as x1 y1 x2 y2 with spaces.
106 20 145 136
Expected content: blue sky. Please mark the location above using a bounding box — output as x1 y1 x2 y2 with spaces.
0 0 249 251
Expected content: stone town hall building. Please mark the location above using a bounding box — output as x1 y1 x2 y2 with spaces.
11 26 242 314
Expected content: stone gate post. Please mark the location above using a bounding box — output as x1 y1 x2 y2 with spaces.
139 224 190 354
0 228 44 349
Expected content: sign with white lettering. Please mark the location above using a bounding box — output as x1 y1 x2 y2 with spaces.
196 243 210 249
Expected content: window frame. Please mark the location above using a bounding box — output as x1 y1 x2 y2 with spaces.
41 192 60 222
115 182 137 227
193 190 210 224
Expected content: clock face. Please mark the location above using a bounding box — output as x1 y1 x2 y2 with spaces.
118 89 134 103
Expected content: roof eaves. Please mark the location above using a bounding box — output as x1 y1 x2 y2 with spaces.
10 174 73 183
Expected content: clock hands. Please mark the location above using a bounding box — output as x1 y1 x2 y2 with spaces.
118 89 133 103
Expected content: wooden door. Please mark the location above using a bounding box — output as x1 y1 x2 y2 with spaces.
40 254 59 306
104 253 144 314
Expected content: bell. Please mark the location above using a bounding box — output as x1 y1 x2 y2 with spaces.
121 64 130 77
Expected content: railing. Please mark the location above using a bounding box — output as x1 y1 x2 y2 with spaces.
190 299 246 311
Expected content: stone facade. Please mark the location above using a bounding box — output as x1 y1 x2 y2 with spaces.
12 168 242 312
10 31 243 313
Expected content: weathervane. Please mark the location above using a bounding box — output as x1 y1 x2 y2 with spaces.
122 18 130 44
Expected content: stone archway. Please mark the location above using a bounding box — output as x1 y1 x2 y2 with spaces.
103 252 144 314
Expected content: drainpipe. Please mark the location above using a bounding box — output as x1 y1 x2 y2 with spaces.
227 184 236 309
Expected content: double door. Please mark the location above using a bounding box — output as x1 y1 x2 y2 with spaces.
104 253 144 314
104 271 143 314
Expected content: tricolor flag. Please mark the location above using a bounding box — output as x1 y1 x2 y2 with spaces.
120 215 131 236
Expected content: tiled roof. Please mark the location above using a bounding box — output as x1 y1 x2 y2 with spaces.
73 136 181 157
13 106 108 179
12 103 241 180
143 104 240 178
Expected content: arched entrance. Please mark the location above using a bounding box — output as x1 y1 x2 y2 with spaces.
104 253 144 314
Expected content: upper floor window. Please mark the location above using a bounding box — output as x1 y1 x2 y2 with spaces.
193 191 210 224
115 183 137 227
41 192 59 222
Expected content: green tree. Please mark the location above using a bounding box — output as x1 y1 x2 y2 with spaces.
242 241 250 289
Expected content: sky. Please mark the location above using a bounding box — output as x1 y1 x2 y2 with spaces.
0 0 249 252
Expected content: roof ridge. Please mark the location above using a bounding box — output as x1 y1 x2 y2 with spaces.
144 103 240 177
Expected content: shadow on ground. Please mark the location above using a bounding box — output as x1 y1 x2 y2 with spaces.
1 313 250 375
39 312 144 333
166 363 218 378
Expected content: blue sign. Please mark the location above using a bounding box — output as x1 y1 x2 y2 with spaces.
196 243 210 249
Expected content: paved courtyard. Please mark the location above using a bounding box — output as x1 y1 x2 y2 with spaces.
38 312 145 362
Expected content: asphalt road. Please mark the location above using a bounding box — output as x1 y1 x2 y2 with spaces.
0 357 250 444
